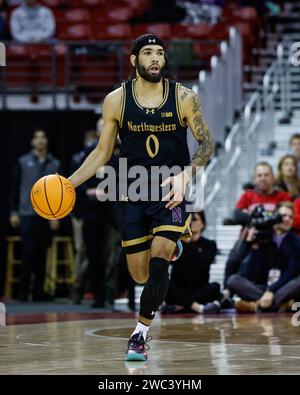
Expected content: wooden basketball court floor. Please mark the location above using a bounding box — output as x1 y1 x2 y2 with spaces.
0 312 300 375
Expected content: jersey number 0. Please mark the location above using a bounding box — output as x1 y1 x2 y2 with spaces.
146 134 159 158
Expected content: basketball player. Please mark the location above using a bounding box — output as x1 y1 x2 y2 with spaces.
69 34 214 361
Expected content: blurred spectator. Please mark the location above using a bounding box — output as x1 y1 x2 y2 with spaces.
289 134 300 175
10 0 55 43
72 129 107 308
274 155 300 199
9 129 60 301
73 120 121 308
293 197 300 236
163 211 222 314
130 0 186 24
0 0 8 39
224 162 291 289
70 130 96 305
233 162 291 227
227 202 300 313
180 0 221 24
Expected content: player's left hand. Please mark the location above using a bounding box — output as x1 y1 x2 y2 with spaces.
161 171 190 209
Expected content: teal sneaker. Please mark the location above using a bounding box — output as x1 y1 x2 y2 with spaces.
125 331 151 362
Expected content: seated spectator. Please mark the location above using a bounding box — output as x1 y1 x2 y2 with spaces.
289 133 300 175
0 0 8 39
233 161 291 227
292 197 300 236
10 0 55 43
227 202 300 313
224 161 291 289
274 155 300 199
163 211 222 314
180 0 221 24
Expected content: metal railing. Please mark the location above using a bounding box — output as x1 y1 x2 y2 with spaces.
197 28 243 144
202 36 293 238
0 35 242 111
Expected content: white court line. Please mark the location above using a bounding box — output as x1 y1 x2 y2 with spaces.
85 327 300 348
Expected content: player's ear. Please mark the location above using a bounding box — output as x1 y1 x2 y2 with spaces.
130 54 137 67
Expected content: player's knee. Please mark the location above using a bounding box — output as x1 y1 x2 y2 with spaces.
149 257 169 281
128 266 149 284
151 244 175 261
132 272 149 284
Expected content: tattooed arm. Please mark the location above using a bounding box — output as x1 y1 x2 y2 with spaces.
179 85 214 178
161 86 214 209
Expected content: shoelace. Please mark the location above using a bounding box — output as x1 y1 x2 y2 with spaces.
130 335 152 351
144 335 152 351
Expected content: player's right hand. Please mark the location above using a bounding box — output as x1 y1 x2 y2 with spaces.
10 214 20 228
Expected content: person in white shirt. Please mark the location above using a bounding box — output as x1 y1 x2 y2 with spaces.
10 0 55 43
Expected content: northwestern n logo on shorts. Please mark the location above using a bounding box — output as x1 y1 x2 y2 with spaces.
172 207 182 223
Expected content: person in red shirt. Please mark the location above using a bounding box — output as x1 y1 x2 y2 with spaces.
234 161 291 226
224 161 291 290
293 198 300 236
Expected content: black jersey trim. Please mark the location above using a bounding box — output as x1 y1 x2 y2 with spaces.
175 83 187 128
120 82 126 128
132 78 169 110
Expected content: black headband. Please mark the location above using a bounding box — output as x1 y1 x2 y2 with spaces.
131 34 165 56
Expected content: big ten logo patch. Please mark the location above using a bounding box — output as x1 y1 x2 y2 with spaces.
161 112 173 118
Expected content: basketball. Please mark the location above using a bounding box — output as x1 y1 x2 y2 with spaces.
30 174 76 220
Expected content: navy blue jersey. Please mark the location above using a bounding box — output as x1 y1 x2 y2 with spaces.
118 78 190 171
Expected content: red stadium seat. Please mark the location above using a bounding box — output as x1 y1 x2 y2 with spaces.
210 23 230 40
55 8 92 24
70 53 119 101
131 24 171 40
5 44 53 88
128 0 150 12
56 24 93 40
193 42 221 61
223 6 258 21
93 24 131 40
172 24 212 39
41 0 63 7
67 0 106 6
93 7 133 23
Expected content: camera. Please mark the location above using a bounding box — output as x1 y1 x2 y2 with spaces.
249 205 283 243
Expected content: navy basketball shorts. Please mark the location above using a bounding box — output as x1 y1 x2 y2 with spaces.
115 199 191 254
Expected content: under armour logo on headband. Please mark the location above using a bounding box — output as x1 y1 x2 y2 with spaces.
131 34 165 55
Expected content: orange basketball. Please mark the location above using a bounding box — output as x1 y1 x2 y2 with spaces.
30 174 76 220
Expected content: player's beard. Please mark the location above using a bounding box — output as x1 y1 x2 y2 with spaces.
136 59 164 83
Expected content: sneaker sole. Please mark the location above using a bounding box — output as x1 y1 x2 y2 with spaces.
125 352 147 362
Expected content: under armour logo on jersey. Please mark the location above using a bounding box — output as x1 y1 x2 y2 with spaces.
146 109 155 114
148 39 156 44
121 195 129 202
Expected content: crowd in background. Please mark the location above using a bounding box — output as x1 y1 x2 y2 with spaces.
2 126 300 315
0 0 284 42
